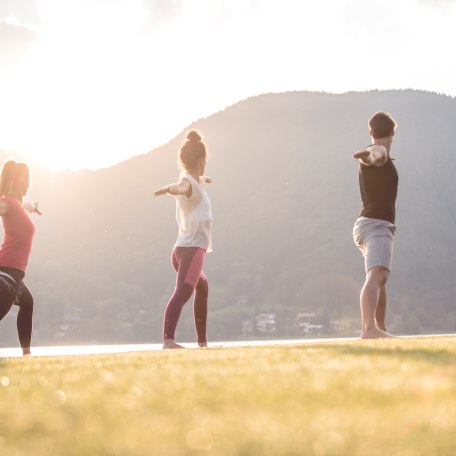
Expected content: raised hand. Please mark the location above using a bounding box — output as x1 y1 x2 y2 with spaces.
201 176 213 184
353 149 370 160
23 201 42 215
34 201 42 215
153 187 170 197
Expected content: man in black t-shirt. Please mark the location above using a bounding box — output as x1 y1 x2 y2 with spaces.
353 112 398 338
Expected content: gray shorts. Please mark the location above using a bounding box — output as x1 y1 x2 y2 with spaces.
353 217 396 272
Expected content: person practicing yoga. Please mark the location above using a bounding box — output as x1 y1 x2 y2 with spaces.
0 160 42 355
353 112 399 339
154 130 213 349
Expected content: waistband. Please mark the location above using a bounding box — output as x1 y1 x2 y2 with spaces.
356 216 396 227
0 271 17 284
0 266 24 284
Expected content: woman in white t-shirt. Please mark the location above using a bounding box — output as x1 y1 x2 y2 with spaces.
154 130 213 349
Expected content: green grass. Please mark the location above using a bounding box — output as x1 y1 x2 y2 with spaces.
1 337 456 456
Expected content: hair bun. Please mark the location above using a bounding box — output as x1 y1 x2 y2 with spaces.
187 130 201 142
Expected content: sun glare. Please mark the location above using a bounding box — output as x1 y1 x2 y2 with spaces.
0 0 169 172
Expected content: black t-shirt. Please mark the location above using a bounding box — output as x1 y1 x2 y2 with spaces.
358 157 398 223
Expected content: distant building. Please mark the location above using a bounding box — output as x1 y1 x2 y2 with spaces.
296 312 317 320
242 313 276 336
295 312 323 335
330 320 351 331
299 322 324 336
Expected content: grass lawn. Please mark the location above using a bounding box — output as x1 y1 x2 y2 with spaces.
1 337 455 456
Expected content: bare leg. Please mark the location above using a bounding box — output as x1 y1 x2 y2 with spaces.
360 267 393 339
375 284 387 331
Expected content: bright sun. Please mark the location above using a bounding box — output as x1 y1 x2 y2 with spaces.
0 1 186 171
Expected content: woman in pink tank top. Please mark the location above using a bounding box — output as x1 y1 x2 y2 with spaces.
0 161 41 356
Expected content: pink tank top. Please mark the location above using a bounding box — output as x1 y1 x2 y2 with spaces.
0 197 35 273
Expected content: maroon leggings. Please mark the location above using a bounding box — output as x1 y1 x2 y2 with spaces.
0 270 34 351
163 247 208 343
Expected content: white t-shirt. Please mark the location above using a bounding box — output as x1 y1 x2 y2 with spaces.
174 173 213 252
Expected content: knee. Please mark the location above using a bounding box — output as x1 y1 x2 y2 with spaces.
19 292 34 312
0 282 16 319
169 282 195 305
196 277 209 296
367 267 389 287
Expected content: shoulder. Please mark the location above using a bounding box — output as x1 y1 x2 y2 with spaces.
177 177 194 199
178 177 192 190
367 145 388 167
178 176 191 184
366 144 387 155
182 174 204 191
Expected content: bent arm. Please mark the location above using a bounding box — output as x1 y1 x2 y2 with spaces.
353 145 388 166
153 179 192 197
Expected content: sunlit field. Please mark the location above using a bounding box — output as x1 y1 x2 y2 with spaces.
1 337 455 456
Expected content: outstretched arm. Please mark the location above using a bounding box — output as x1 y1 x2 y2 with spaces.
353 145 388 166
23 201 42 215
153 179 192 197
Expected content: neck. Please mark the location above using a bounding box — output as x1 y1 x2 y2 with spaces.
188 168 203 182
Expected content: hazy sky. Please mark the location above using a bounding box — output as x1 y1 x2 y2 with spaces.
0 0 455 170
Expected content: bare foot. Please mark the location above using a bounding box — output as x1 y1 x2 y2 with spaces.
22 348 31 357
361 328 394 339
162 339 186 349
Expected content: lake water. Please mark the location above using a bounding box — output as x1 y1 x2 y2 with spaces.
0 334 452 358
0 337 358 358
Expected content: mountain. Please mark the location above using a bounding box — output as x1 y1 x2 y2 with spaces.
1 89 456 346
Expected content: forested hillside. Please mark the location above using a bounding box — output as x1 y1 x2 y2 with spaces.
1 90 456 345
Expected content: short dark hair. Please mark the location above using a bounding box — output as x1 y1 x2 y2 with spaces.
369 112 397 139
